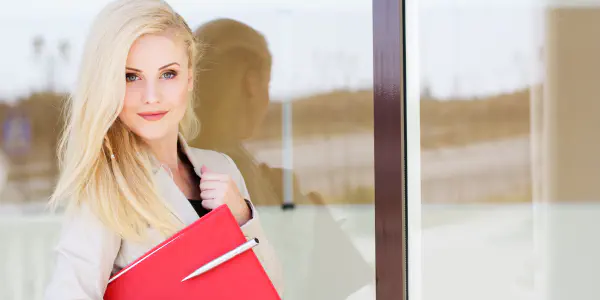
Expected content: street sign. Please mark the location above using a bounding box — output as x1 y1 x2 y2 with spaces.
2 111 32 158
0 150 7 196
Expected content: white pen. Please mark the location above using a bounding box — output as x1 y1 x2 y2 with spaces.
181 238 260 282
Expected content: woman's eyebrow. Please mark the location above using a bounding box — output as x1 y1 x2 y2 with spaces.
125 63 180 72
126 67 142 72
158 62 179 70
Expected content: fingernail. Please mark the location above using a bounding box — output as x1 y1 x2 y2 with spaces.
201 165 209 174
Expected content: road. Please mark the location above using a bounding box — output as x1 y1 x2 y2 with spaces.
246 133 531 203
0 133 531 206
421 135 531 203
0 133 531 205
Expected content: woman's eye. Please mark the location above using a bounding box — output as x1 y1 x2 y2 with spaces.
126 73 139 82
161 71 177 79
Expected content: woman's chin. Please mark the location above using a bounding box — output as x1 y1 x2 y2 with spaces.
132 127 173 143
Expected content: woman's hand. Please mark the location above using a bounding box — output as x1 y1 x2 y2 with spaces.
199 165 251 226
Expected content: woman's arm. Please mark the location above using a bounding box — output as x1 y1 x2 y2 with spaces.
44 203 121 300
221 153 285 297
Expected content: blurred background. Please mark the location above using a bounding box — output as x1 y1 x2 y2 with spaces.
0 1 377 299
416 1 600 300
417 3 537 299
3 0 597 299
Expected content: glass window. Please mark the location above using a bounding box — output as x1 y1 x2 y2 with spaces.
412 1 542 299
0 1 375 299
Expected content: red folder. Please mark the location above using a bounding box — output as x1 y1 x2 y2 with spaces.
104 205 280 300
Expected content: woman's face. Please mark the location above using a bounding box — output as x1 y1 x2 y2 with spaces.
119 31 193 143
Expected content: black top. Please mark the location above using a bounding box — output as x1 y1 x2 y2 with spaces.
188 199 210 218
178 142 251 219
177 141 210 218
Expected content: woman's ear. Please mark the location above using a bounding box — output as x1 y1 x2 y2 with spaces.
243 68 260 98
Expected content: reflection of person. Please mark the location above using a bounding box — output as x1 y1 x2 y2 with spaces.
189 18 311 206
43 1 282 299
190 18 372 299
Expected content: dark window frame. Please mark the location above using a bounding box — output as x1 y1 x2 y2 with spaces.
373 0 406 299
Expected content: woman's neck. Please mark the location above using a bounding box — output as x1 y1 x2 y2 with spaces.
146 133 180 172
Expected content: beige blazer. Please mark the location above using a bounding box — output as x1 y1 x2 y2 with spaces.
43 137 284 299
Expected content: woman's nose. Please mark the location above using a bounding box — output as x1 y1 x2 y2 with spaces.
144 84 159 104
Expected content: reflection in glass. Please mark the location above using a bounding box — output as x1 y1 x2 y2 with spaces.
0 2 375 300
189 18 296 207
417 3 540 300
189 17 374 299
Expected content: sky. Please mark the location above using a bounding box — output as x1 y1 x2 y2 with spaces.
0 0 547 103
418 6 544 98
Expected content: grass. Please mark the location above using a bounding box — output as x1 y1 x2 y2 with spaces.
419 88 531 149
251 87 531 150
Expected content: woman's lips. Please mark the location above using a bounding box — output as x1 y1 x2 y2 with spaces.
138 111 168 121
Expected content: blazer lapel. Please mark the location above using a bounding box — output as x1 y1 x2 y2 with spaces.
178 133 203 176
150 133 202 226
153 134 209 225
154 168 200 226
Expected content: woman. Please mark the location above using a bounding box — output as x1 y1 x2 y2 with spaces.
43 0 283 299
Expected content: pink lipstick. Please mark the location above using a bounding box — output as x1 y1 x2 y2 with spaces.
138 111 168 121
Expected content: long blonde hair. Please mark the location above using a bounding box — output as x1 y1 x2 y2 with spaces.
49 0 200 242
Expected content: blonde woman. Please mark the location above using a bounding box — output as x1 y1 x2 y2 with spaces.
43 0 283 299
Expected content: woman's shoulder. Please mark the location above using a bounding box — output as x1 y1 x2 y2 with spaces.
185 146 238 173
